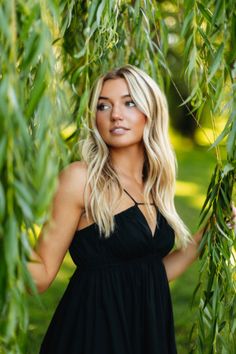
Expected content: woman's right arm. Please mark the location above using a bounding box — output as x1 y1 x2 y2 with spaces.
27 161 87 293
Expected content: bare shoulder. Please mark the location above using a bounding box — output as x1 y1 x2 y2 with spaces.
57 160 88 209
60 160 88 180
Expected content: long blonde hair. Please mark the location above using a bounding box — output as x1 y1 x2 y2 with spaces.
80 64 192 249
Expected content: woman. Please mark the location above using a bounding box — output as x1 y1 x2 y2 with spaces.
28 65 235 354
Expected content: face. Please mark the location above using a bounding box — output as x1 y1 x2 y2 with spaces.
96 78 146 148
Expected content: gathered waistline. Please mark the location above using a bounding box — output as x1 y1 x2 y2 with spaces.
76 252 163 272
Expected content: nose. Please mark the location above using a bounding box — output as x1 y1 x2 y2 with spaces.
111 104 123 121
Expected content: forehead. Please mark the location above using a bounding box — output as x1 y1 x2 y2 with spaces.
99 78 130 97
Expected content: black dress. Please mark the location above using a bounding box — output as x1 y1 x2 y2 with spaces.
39 189 177 354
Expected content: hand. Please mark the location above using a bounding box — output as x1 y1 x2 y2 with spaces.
194 202 236 245
226 202 236 233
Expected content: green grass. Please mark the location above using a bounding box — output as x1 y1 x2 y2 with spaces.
171 138 216 353
26 137 217 354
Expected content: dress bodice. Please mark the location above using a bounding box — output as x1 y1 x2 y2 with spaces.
69 201 175 270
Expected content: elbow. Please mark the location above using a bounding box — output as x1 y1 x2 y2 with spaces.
163 265 174 283
27 263 53 294
27 276 51 295
36 280 51 294
35 270 55 293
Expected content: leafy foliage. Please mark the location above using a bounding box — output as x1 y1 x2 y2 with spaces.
0 0 235 353
189 164 236 352
0 0 69 352
180 1 236 351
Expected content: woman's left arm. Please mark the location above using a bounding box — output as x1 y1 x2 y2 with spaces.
162 227 204 282
163 204 236 282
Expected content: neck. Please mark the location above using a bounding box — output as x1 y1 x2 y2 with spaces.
110 144 145 184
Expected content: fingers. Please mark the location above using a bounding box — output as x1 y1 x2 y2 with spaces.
199 202 236 237
226 202 236 233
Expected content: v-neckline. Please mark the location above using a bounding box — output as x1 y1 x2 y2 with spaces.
123 188 158 238
134 204 158 238
75 189 159 237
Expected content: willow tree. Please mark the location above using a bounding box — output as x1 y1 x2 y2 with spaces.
0 0 235 353
0 1 70 352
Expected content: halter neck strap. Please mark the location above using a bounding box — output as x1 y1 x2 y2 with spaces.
123 189 155 206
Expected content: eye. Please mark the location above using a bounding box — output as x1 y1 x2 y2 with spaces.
125 100 136 107
97 102 111 111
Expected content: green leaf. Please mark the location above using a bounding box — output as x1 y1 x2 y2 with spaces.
25 62 47 119
212 0 224 26
191 281 202 307
187 46 197 82
226 116 236 158
180 10 194 37
197 27 213 55
21 30 45 71
77 90 90 124
184 31 193 57
87 0 100 27
0 136 7 172
0 182 5 222
219 186 230 207
207 43 224 82
198 229 210 256
179 83 199 107
4 216 18 278
96 0 106 26
212 74 224 113
199 181 219 220
208 115 232 150
197 2 212 23
13 180 33 206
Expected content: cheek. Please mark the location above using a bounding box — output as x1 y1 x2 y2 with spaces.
96 116 108 137
135 114 147 132
96 115 104 130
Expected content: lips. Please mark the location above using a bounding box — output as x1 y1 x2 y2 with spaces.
110 126 130 133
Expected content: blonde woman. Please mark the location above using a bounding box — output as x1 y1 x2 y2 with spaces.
28 65 235 354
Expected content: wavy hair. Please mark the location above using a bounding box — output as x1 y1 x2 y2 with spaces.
80 64 192 249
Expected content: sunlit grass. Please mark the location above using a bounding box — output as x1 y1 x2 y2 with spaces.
176 181 206 209
169 126 194 151
194 113 228 147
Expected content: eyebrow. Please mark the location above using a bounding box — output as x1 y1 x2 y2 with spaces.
98 94 131 100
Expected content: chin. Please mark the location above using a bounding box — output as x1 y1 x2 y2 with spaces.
106 140 143 149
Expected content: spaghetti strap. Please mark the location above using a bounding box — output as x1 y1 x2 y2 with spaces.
123 188 155 206
123 188 138 204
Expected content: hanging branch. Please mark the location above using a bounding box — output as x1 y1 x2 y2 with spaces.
0 0 69 352
180 0 236 352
